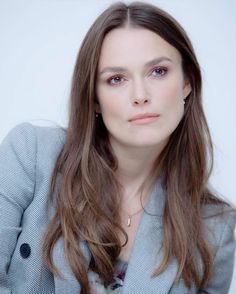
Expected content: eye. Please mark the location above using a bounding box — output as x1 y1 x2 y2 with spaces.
107 75 125 86
151 67 168 77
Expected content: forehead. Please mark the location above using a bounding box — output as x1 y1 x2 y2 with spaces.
97 27 182 68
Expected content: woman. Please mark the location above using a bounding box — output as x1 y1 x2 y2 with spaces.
0 1 235 293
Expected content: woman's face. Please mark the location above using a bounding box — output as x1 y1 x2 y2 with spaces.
95 27 191 150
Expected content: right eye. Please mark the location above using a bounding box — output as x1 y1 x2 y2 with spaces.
107 75 125 86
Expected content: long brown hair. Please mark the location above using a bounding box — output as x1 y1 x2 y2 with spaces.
42 2 233 293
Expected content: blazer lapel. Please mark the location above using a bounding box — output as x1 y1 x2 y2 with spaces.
53 237 91 294
122 179 178 294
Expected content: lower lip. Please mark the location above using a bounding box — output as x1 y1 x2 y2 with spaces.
129 116 160 125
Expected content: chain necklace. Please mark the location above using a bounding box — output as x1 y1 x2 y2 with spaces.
121 188 145 227
120 176 157 227
125 206 144 227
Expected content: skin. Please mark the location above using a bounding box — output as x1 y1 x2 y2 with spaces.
95 26 191 207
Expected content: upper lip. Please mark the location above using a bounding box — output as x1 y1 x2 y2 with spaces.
129 112 160 121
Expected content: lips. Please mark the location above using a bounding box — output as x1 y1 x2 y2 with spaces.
129 112 160 122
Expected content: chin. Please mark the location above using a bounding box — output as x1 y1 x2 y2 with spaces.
127 138 168 148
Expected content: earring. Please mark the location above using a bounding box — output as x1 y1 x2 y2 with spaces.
95 112 99 118
183 98 186 105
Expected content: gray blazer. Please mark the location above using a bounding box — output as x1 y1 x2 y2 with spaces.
0 122 235 294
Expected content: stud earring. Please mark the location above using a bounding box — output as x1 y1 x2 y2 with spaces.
95 112 99 118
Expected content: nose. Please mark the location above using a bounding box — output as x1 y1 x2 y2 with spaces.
132 97 150 105
131 79 150 106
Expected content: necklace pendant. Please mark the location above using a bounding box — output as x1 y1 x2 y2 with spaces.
127 217 131 227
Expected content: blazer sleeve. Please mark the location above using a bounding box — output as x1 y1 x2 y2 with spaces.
199 209 236 294
0 123 36 293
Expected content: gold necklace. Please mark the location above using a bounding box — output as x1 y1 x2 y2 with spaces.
121 183 149 227
121 191 144 227
125 207 144 227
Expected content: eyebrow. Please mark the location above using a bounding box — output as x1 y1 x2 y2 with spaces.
98 56 173 76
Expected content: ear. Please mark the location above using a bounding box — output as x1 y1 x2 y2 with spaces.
183 80 192 99
95 101 101 113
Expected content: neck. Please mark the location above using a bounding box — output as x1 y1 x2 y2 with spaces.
110 137 166 200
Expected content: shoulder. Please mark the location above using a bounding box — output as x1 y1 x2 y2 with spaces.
1 122 66 147
1 122 66 159
201 202 236 255
0 122 67 211
0 122 67 194
202 202 236 229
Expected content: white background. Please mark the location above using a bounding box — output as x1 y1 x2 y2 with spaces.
0 0 236 292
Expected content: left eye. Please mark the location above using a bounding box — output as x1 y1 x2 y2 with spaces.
151 67 168 77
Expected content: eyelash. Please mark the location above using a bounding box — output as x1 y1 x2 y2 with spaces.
106 67 168 86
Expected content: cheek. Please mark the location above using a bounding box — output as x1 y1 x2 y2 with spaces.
96 87 125 126
156 81 185 131
157 82 183 107
99 96 120 118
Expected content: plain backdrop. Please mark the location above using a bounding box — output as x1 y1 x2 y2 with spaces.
0 0 236 292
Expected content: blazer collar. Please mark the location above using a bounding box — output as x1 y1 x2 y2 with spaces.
122 177 178 294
